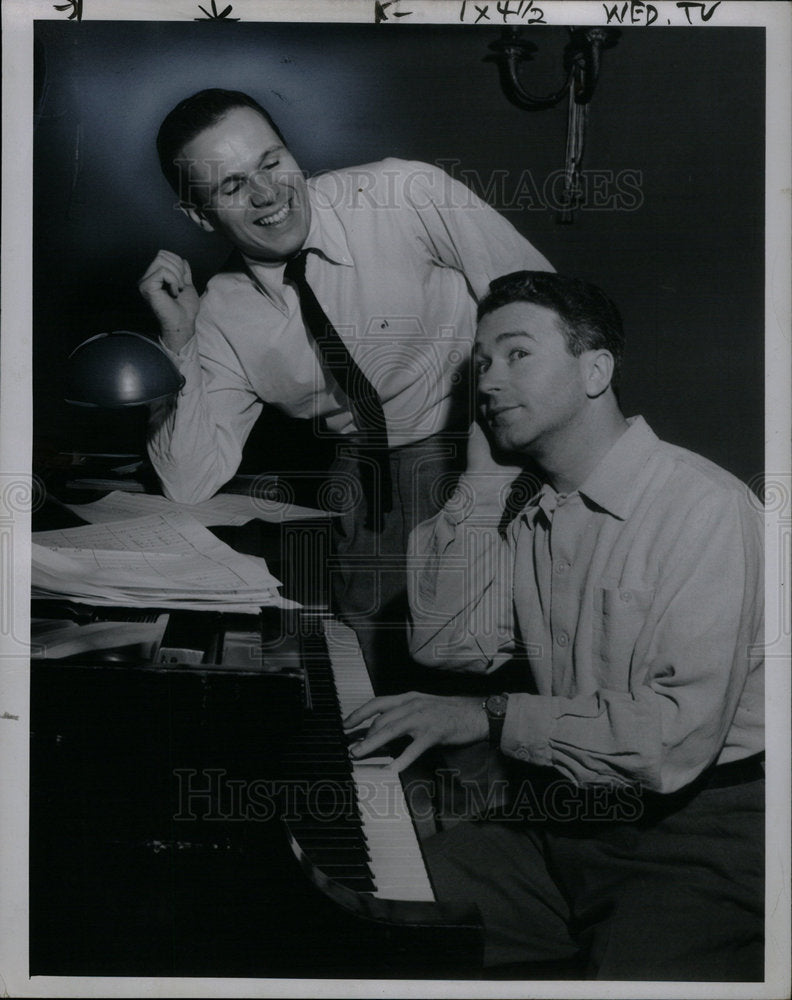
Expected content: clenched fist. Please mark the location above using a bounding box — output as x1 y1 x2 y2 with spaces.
138 250 200 352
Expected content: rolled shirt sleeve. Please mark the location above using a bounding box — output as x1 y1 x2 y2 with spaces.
147 314 263 503
501 485 765 794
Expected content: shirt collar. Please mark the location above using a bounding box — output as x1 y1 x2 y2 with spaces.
238 181 354 296
577 415 659 518
520 483 563 532
520 416 659 529
302 178 355 267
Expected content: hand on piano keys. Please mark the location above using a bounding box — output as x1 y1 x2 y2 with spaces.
292 614 443 902
343 690 489 772
343 723 412 767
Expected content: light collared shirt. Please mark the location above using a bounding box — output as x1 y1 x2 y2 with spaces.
408 417 764 794
148 158 552 502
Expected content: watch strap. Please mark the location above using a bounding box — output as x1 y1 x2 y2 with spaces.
483 693 508 748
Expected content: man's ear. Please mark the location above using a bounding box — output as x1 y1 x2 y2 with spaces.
584 350 615 399
179 202 215 233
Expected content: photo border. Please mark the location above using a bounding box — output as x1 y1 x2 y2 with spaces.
1 2 789 997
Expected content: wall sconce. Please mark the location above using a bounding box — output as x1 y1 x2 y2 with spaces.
487 26 620 222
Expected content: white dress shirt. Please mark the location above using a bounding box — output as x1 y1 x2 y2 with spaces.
148 158 552 503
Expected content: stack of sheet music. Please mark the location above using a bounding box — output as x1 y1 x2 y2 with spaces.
32 510 298 612
61 487 334 527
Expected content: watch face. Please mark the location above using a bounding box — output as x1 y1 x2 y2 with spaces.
486 694 508 718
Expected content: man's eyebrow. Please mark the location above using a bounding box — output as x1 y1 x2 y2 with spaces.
494 330 537 344
474 330 537 354
208 145 285 196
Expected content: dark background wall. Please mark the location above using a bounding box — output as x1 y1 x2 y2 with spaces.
33 21 765 485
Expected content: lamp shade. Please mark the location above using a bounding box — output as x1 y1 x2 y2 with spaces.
64 331 185 408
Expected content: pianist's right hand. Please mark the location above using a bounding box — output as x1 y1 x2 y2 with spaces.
343 692 489 772
138 249 200 353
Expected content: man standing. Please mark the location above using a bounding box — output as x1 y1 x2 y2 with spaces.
139 89 552 681
345 272 764 979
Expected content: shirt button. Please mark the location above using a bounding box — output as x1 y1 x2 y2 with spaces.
556 631 569 647
620 590 633 604
554 562 570 575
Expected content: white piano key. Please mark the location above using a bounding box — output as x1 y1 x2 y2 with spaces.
321 616 435 902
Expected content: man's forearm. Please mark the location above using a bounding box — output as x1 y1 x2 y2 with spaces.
146 340 245 503
159 321 197 354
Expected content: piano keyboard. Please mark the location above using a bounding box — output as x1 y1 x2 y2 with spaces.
283 612 435 903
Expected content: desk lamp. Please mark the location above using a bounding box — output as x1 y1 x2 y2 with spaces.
64 331 185 408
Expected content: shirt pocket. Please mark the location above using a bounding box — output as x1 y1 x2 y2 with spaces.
591 587 655 690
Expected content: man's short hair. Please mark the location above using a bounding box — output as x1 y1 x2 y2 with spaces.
156 88 287 204
478 271 625 387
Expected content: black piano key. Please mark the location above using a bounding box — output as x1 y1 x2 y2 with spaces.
280 752 353 764
310 865 374 880
328 875 377 892
290 819 367 833
277 617 388 890
303 856 374 878
292 831 367 844
291 827 364 842
302 846 372 865
280 761 354 776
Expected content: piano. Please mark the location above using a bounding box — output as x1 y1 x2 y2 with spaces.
30 601 484 979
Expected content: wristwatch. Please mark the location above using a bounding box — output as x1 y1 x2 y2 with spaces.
483 693 509 748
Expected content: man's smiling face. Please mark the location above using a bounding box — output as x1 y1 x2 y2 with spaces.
180 105 311 263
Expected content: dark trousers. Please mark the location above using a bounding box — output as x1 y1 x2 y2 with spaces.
328 433 464 692
422 771 765 980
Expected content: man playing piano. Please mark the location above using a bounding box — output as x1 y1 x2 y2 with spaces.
344 271 765 980
138 89 552 682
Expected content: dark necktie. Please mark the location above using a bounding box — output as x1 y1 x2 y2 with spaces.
284 249 392 531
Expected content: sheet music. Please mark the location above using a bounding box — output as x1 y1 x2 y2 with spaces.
64 489 334 527
32 511 297 611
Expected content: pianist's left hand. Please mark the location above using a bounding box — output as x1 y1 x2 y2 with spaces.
343 692 488 771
